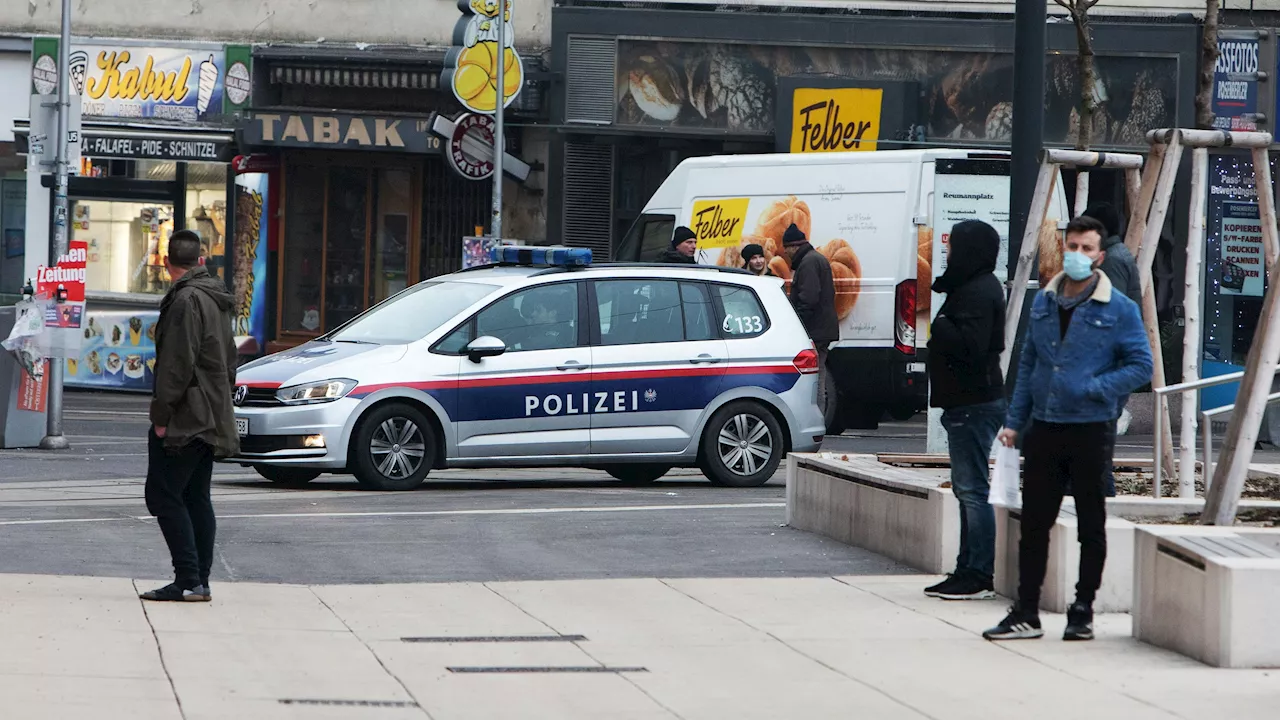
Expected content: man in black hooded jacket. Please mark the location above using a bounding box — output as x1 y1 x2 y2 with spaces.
924 220 1006 601
661 226 697 264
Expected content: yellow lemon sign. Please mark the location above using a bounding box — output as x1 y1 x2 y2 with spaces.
790 87 883 153
691 198 750 250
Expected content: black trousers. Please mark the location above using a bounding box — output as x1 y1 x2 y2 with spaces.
1017 420 1111 609
145 428 216 588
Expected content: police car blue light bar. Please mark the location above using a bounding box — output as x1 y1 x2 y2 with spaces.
490 245 593 267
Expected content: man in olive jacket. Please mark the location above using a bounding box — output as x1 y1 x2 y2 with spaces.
140 230 238 603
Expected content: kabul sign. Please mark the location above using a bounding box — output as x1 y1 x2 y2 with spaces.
243 112 442 154
31 38 250 123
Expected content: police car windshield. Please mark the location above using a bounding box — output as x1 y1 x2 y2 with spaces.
328 281 498 345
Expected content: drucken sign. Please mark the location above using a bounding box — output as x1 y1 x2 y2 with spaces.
243 112 442 154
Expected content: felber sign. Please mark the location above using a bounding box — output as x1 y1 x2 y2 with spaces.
243 112 442 154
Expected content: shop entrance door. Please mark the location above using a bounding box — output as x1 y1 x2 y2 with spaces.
279 161 418 339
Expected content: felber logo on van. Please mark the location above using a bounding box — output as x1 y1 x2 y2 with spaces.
790 87 883 154
690 198 749 250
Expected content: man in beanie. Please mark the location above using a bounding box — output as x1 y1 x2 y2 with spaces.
1084 202 1142 496
741 243 771 276
661 226 697 264
782 223 838 418
924 220 1006 601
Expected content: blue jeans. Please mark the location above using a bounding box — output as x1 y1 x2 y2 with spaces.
942 398 1006 580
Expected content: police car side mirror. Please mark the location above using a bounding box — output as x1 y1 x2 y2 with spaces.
466 336 507 363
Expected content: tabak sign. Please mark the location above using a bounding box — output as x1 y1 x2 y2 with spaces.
447 113 497 180
31 38 250 123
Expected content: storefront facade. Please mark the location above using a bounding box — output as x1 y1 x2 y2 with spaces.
14 37 249 390
548 3 1201 257
0 37 31 302
240 45 547 354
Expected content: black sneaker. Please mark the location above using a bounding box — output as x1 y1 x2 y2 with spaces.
923 574 958 598
140 582 211 603
933 573 996 601
982 604 1044 641
1063 602 1094 641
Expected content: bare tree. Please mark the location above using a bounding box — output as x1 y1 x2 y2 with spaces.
1056 0 1100 216
1198 0 1222 129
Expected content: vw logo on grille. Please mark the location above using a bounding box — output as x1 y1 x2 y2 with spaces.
233 385 248 406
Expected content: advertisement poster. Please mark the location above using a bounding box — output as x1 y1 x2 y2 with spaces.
616 40 1176 147
64 310 160 392
692 193 888 341
1219 201 1265 297
32 38 229 123
1213 36 1260 132
16 362 47 413
232 173 270 354
463 236 500 268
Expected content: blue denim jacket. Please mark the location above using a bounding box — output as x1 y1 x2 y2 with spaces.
1006 272 1153 431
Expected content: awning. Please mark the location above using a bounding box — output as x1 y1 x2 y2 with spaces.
12 119 236 163
256 44 449 91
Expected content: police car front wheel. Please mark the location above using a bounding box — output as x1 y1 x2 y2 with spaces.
352 403 436 491
701 401 783 488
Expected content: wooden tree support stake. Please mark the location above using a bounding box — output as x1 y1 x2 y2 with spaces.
1206 141 1280 523
1179 148 1208 498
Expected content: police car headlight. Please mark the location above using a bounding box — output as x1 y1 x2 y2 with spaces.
276 379 357 405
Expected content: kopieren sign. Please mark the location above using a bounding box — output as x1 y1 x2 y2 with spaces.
243 112 442 154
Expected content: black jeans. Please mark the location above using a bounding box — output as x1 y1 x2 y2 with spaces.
1017 420 1111 609
145 428 216 588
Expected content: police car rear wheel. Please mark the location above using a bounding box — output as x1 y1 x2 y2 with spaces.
605 465 671 485
702 401 782 487
352 403 434 491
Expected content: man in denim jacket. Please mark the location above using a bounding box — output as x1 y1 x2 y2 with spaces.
983 215 1152 643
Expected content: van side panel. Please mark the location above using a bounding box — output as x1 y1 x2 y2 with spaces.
678 161 916 347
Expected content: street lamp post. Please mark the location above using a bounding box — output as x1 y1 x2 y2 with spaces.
40 0 72 451
491 0 506 241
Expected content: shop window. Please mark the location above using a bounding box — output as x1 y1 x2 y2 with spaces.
72 200 174 295
279 162 417 337
185 162 228 282
281 165 325 333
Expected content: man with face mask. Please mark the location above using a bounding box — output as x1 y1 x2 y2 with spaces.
983 215 1151 643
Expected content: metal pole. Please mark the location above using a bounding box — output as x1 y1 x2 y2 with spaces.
1153 394 1162 498
40 0 72 451
490 0 506 240
1005 0 1046 397
1009 0 1046 275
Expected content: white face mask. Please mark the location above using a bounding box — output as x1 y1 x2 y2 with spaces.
1062 251 1095 281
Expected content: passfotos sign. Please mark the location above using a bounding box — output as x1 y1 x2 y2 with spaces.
789 87 883 153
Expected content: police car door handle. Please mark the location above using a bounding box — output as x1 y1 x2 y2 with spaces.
689 354 721 364
557 360 589 371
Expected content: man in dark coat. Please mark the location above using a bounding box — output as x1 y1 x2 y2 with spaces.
660 226 697 264
1084 202 1142 496
1084 203 1142 305
924 220 1006 601
140 230 239 603
782 223 838 418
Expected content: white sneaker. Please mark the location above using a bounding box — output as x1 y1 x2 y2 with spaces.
1117 407 1132 436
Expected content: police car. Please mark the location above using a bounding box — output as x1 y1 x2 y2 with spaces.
229 246 825 490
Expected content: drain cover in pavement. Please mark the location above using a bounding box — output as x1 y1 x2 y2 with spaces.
447 666 647 673
279 699 419 708
401 634 587 643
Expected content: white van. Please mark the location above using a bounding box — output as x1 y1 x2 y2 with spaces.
616 149 1069 430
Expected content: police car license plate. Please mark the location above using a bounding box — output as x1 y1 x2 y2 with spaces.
235 417 248 437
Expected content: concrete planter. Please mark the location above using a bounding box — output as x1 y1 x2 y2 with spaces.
993 506 1136 613
786 454 958 574
1133 526 1280 668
